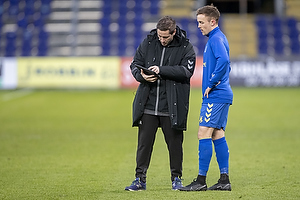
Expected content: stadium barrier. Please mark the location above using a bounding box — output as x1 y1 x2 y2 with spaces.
0 57 299 90
230 57 300 87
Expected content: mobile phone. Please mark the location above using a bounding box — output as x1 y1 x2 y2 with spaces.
135 64 158 76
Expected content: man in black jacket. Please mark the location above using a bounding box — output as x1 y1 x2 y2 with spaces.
125 16 196 191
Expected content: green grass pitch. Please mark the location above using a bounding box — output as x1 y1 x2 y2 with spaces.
0 88 299 199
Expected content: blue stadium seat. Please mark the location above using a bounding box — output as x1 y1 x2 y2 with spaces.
287 17 297 29
134 1 143 18
8 5 18 16
258 40 268 55
100 17 110 28
273 28 283 40
101 28 111 40
274 40 284 55
150 0 160 15
102 1 112 16
33 14 45 29
8 0 19 16
288 29 299 41
5 32 17 57
24 0 35 16
37 41 48 56
119 3 127 16
255 16 267 28
255 15 300 56
40 3 51 16
287 17 299 43
118 16 127 28
291 42 300 54
37 29 49 56
0 16 3 30
272 17 282 28
178 18 190 31
41 0 52 5
0 1 4 17
17 14 28 29
258 28 268 40
24 6 35 16
39 29 49 41
97 0 160 56
118 40 127 56
101 41 110 56
22 31 33 56
133 17 143 28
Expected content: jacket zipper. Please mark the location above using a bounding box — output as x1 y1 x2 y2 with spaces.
155 47 165 115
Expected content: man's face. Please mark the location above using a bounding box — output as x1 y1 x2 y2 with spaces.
157 29 176 46
197 14 214 36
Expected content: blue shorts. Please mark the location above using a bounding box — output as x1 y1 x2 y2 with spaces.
199 103 230 130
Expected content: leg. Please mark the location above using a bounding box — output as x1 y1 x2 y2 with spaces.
212 129 229 174
207 106 231 191
160 116 183 181
135 114 159 182
179 126 214 191
197 126 214 177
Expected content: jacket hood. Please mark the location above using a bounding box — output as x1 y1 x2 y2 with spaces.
148 25 188 46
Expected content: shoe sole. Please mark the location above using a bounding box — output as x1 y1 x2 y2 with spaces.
179 186 207 191
207 184 231 191
125 188 146 191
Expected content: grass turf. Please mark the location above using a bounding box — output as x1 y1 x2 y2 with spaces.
0 88 299 199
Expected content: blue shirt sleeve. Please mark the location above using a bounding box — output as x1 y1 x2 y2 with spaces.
208 37 230 88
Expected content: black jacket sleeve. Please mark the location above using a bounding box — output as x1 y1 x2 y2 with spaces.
129 38 149 83
159 42 196 82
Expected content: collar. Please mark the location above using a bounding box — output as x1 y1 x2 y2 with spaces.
206 26 220 38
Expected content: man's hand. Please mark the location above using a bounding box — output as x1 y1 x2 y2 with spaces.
148 66 160 74
204 87 211 98
141 66 159 82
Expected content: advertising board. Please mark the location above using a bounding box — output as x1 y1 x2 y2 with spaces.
0 58 18 89
17 57 120 89
230 58 300 87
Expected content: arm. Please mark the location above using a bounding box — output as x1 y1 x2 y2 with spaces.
207 38 230 89
130 38 151 83
159 42 196 82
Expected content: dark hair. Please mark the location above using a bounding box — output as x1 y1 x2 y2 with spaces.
156 16 176 34
196 5 220 23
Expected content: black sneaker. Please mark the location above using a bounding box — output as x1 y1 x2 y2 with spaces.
208 174 231 191
179 179 207 191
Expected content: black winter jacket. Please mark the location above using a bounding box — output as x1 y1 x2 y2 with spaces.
130 26 196 130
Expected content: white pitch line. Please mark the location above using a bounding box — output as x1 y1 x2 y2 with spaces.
2 88 34 102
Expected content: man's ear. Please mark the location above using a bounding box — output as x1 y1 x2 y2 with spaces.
172 28 176 36
211 18 216 26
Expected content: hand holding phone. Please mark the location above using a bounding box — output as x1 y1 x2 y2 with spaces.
135 64 159 77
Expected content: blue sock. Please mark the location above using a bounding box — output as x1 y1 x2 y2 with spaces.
198 138 212 176
213 137 229 174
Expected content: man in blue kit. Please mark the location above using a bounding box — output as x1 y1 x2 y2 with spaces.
179 5 233 191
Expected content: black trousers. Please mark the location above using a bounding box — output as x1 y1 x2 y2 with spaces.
135 114 183 182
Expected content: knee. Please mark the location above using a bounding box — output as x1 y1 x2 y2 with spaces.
212 129 225 140
197 126 213 140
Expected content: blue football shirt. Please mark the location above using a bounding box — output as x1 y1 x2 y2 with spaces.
202 27 233 104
